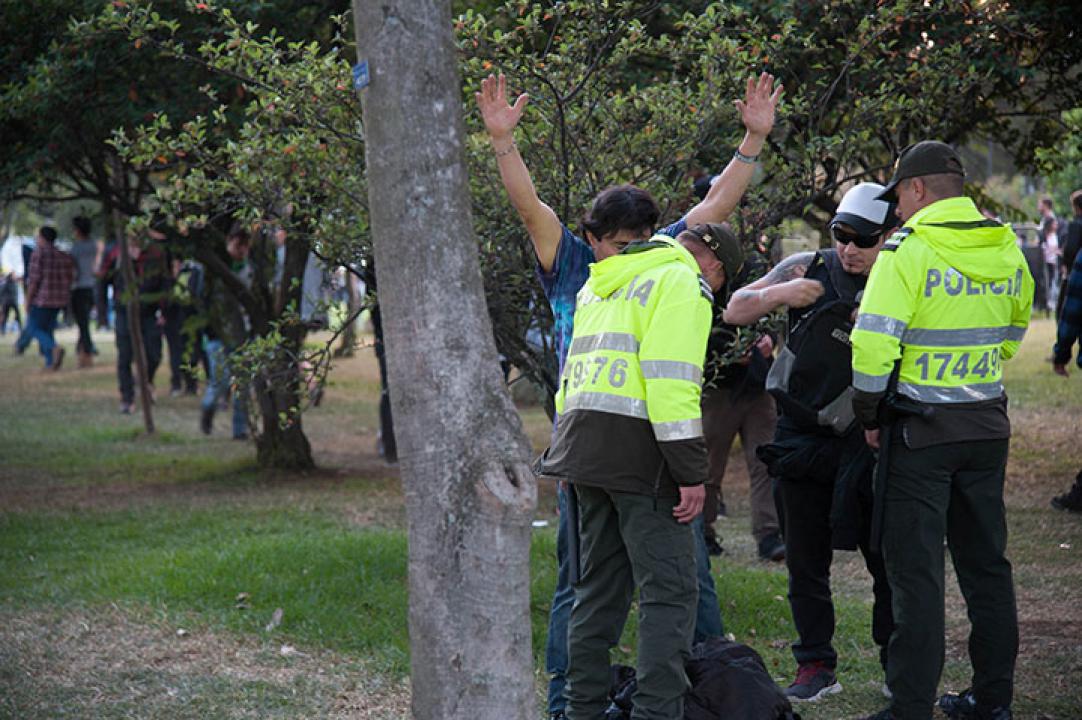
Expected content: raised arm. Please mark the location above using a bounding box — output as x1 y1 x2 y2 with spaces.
476 73 563 272
722 251 823 325
685 72 783 227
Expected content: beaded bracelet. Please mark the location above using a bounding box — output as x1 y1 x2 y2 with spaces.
494 141 517 158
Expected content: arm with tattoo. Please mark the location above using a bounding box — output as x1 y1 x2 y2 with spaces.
723 251 823 325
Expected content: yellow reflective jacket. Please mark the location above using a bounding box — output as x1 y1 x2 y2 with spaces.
851 196 1033 407
541 235 712 495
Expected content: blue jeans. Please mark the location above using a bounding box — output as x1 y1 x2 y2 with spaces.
546 485 577 714
202 338 249 437
546 489 724 715
19 306 60 367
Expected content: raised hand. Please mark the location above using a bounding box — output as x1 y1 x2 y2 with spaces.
475 73 529 142
733 72 783 139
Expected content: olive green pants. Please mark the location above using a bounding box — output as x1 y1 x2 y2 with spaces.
882 437 1017 720
566 486 697 720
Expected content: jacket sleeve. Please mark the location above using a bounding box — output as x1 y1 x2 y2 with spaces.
639 267 712 486
850 246 919 428
1001 261 1034 361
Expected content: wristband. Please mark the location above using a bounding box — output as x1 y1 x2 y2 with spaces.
733 149 759 164
493 140 517 158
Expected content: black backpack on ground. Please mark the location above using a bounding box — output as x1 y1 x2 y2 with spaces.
603 638 801 720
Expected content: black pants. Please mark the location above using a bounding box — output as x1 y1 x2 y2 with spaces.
0 301 20 334
116 310 163 404
775 430 894 670
71 287 96 354
882 437 1016 720
163 304 201 392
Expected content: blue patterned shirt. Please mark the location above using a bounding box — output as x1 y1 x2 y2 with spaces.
538 219 688 375
1054 250 1082 367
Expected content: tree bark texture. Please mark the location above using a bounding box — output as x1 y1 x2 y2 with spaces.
353 2 538 718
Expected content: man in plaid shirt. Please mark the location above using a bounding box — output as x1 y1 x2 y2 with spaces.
16 226 74 370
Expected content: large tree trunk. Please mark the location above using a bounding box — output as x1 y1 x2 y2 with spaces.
353 2 538 718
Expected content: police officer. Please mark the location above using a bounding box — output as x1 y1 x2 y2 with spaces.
537 230 720 720
850 141 1033 720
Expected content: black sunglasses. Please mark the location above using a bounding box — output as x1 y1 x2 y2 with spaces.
829 222 881 249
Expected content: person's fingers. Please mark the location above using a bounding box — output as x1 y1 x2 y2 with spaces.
758 71 770 96
745 74 755 100
511 92 529 117
734 99 746 114
497 73 506 101
770 83 784 105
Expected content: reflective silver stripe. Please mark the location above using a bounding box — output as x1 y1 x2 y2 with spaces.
1006 325 1027 342
855 313 908 339
562 391 648 419
568 332 639 356
897 381 1004 403
641 360 702 384
853 369 891 392
653 418 703 441
901 326 1018 347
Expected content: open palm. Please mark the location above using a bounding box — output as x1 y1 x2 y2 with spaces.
475 73 529 139
734 72 783 137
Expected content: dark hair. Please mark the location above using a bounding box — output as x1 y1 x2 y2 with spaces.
39 226 58 244
580 185 660 242
1040 196 1055 210
227 221 251 243
73 216 91 237
1072 190 1082 214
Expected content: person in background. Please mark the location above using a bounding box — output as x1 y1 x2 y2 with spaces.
0 271 21 335
99 228 170 413
1051 243 1082 512
1038 196 1061 312
16 226 74 371
70 216 101 367
199 223 253 439
1055 190 1082 321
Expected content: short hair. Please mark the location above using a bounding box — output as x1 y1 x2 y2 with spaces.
1071 190 1082 214
581 185 660 242
72 216 91 237
227 221 251 243
39 226 58 244
912 172 965 201
1040 196 1055 210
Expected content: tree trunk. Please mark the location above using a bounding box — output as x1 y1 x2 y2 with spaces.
353 2 538 718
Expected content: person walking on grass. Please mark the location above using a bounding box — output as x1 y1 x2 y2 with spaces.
198 223 253 440
15 226 74 371
477 69 782 720
70 216 101 367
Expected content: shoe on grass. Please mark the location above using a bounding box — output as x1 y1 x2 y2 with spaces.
938 689 1011 719
119 402 133 415
758 531 785 562
1051 478 1082 512
51 346 65 371
784 660 841 702
200 406 214 435
705 535 724 556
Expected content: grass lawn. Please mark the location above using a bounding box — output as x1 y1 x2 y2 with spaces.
1 320 1079 719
